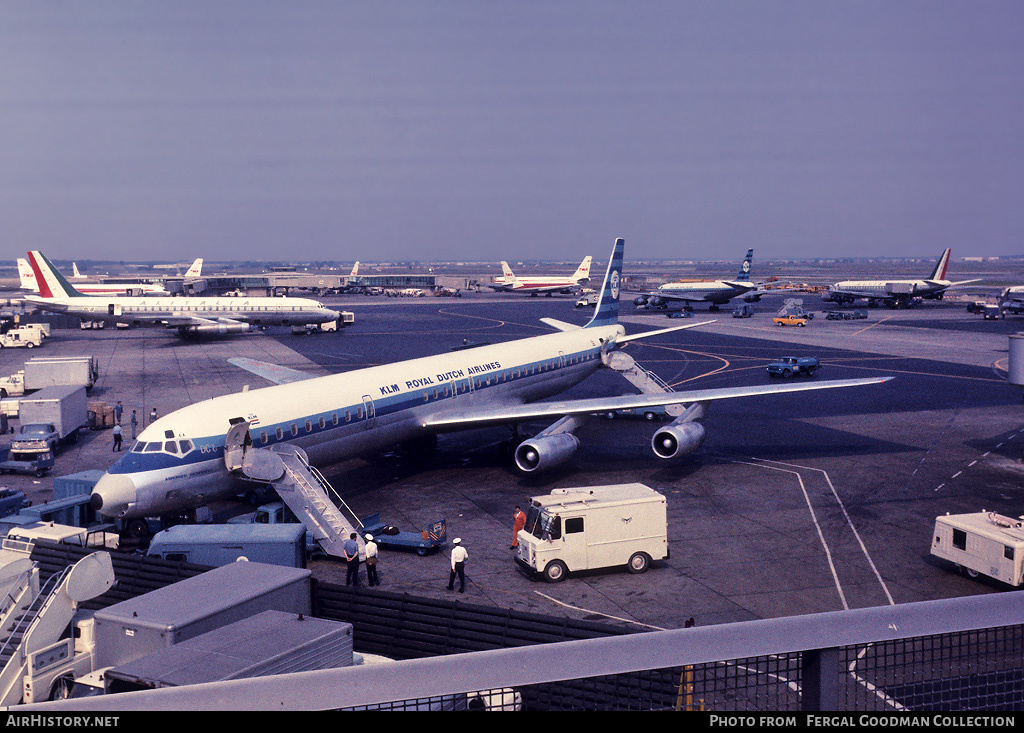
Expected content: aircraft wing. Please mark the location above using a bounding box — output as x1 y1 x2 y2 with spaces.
227 357 318 385
160 315 248 327
420 376 892 432
634 290 703 303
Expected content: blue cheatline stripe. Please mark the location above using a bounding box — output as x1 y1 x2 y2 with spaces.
107 345 604 476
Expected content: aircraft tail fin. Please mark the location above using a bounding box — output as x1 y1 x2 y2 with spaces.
349 261 359 278
17 258 38 293
185 258 203 277
584 238 624 329
26 251 88 299
72 263 85 279
500 261 515 280
734 249 754 282
929 248 951 281
572 256 593 283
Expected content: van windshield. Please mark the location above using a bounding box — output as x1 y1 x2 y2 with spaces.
524 505 561 541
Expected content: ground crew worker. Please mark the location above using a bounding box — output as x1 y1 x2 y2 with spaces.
344 532 361 587
112 424 123 452
364 534 379 587
512 505 526 549
448 538 468 593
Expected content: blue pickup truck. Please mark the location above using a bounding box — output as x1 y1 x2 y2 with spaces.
767 356 820 378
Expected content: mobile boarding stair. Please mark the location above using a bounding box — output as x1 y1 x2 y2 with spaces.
603 351 685 418
224 422 364 559
0 552 114 705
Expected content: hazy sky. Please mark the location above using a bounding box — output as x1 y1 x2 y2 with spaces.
2 2 1022 263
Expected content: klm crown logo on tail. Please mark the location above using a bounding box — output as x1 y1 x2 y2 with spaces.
735 249 754 282
585 238 624 328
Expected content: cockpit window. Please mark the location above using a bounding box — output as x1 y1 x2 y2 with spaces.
164 442 178 454
179 440 193 454
131 442 146 452
144 443 161 452
164 430 175 439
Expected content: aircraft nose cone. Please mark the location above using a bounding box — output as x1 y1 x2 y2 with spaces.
90 473 137 518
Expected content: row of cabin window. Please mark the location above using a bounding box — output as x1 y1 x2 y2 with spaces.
419 351 597 402
257 407 368 443
102 305 311 312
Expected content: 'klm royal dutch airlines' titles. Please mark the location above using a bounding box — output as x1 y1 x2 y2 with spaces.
380 360 504 395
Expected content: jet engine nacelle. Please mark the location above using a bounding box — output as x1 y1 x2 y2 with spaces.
186 322 253 336
514 433 580 473
744 293 762 303
651 421 707 459
633 295 649 306
649 296 666 307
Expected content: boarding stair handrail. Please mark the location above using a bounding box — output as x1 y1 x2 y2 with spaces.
607 355 684 417
0 565 37 630
271 446 363 558
0 565 70 705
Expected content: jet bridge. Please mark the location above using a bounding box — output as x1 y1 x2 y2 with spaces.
224 422 364 560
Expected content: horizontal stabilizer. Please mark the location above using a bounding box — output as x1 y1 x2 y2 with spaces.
228 357 318 385
422 376 893 432
928 279 982 289
540 318 579 332
615 320 714 345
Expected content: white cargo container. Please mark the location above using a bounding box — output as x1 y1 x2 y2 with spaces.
515 483 668 582
23 355 99 390
931 511 1024 586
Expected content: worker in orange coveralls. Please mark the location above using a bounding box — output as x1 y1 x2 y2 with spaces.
511 505 527 549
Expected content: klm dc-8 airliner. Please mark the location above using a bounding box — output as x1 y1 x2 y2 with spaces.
90 238 890 526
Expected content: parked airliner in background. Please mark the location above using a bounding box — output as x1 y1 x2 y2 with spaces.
88 237 890 527
821 249 980 307
19 258 172 297
23 251 341 337
633 249 759 311
487 256 592 295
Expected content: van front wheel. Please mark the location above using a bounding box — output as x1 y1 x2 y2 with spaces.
627 552 651 574
543 560 568 583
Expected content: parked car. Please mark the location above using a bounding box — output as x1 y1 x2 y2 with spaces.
773 316 807 327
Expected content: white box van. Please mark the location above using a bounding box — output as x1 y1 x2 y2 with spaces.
931 511 1024 586
515 483 668 582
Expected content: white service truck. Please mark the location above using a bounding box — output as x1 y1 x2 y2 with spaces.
0 371 25 399
515 483 669 582
931 511 1024 586
0 329 41 349
11 385 88 454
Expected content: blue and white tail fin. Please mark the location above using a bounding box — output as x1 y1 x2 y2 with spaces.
734 249 754 282
26 251 88 299
584 238 624 329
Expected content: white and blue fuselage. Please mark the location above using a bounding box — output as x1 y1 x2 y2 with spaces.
94 323 621 520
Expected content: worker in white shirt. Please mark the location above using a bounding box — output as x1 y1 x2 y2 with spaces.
447 538 468 593
364 534 380 587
